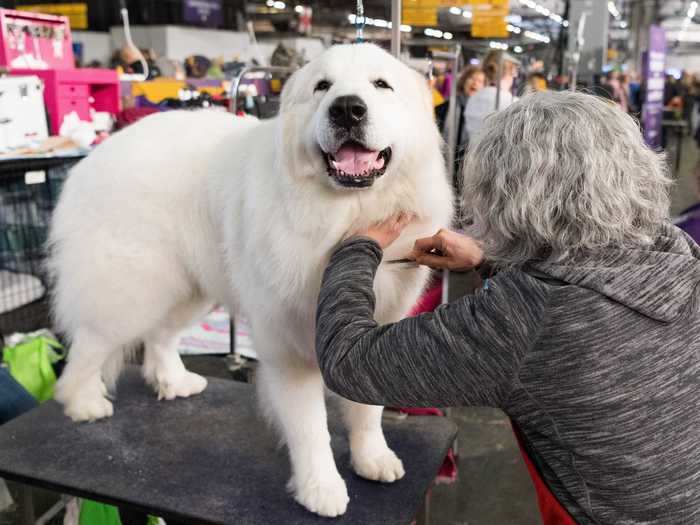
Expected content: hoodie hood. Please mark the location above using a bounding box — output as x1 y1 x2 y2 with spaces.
530 224 700 323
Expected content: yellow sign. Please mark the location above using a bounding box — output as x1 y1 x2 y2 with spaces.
402 0 466 27
471 0 509 38
17 3 88 30
402 0 439 26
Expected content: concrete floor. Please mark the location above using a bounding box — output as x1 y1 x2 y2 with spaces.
1 138 698 525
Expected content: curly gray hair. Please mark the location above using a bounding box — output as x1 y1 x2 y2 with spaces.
463 90 672 266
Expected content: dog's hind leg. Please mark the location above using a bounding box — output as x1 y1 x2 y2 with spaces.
142 298 211 400
339 399 405 483
256 357 349 517
54 328 118 422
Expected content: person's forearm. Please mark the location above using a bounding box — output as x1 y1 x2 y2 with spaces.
315 238 528 408
315 237 388 403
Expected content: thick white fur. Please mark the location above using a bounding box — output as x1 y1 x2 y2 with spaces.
49 44 453 517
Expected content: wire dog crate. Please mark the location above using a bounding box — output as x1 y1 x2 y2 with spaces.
0 155 83 336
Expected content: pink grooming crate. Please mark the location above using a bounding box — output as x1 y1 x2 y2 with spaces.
1 8 120 134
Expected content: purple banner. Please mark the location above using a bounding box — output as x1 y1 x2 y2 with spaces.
643 25 666 149
183 0 222 27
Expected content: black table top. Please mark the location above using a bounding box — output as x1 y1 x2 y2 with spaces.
0 368 457 525
0 152 85 178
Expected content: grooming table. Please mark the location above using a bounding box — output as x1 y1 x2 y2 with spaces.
0 368 457 525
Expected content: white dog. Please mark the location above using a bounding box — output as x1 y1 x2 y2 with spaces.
49 43 453 517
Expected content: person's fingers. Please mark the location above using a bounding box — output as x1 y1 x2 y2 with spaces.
413 236 437 253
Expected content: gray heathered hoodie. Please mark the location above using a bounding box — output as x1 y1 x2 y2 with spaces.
316 223 700 524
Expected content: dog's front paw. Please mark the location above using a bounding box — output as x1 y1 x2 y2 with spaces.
289 471 349 517
61 394 114 422
151 370 207 401
352 446 405 483
55 376 113 422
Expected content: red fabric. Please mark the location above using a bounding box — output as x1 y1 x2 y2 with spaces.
408 279 443 316
511 422 578 525
115 107 162 129
436 447 458 482
397 407 444 417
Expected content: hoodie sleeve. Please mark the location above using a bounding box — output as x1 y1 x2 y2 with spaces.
316 237 549 408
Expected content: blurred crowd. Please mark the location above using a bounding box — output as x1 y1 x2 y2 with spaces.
431 52 700 171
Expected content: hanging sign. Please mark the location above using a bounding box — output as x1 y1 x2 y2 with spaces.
470 0 509 38
17 3 87 30
402 0 442 26
402 0 465 27
183 0 223 28
642 25 666 149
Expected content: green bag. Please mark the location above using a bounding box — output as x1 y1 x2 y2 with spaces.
2 331 64 403
78 499 161 525
79 500 122 525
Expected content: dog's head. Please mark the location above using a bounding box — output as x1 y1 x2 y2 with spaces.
277 43 437 191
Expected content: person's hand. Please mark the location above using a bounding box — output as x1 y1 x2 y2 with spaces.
410 229 484 271
354 212 413 250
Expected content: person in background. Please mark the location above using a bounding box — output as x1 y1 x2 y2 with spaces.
436 66 485 151
603 71 629 113
464 50 519 142
664 73 682 107
625 72 642 115
429 67 445 108
439 67 454 101
523 72 548 94
681 71 696 131
435 66 485 197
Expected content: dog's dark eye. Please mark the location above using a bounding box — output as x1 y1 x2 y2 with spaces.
373 79 393 90
314 80 332 92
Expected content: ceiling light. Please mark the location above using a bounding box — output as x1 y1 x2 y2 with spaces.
514 45 523 53
294 5 304 13
443 32 453 40
524 30 550 43
462 10 472 18
449 6 462 15
518 0 567 26
272 1 285 9
424 28 443 38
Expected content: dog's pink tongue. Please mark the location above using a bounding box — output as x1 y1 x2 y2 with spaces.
333 144 384 175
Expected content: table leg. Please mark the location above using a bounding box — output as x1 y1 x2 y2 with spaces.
414 489 431 525
20 486 35 525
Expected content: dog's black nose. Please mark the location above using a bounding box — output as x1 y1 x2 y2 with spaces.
329 95 368 128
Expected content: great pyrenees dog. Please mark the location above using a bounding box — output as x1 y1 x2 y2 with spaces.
49 43 453 517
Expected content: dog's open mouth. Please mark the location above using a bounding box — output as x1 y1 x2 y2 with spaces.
324 142 392 188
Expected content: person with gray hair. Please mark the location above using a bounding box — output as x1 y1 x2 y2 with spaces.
315 91 700 524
